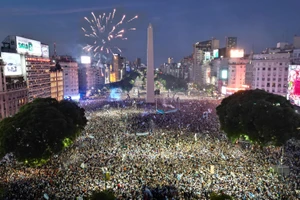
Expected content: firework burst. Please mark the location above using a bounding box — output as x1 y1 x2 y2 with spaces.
82 9 138 58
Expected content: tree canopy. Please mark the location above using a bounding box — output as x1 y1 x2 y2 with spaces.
216 89 300 146
0 98 87 165
89 190 116 200
155 74 188 92
105 70 140 92
210 192 233 200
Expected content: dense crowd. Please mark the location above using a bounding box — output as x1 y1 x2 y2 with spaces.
1 97 300 199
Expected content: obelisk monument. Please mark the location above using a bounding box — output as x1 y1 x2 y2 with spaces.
146 23 155 103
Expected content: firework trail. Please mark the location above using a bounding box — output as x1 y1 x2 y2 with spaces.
82 9 138 58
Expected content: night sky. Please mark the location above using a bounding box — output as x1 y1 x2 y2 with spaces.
1 0 300 66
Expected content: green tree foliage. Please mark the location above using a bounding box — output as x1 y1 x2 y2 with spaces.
89 190 116 200
155 74 188 92
216 89 300 146
210 192 233 200
0 98 87 165
105 70 140 92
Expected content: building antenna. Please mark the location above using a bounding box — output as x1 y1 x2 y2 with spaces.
54 42 57 58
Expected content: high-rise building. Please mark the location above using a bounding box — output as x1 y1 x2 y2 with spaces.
252 52 291 96
168 57 174 64
293 35 300 49
0 56 27 120
78 56 98 98
193 38 219 84
146 23 155 103
26 57 52 101
112 54 122 82
110 54 126 81
49 63 64 101
56 56 79 100
1 35 51 102
226 37 237 49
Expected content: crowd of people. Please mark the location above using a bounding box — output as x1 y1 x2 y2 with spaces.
1 97 300 199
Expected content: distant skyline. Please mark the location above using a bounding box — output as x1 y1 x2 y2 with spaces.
1 0 300 66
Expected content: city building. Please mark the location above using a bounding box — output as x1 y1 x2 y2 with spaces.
226 37 237 49
56 56 79 100
1 35 51 102
193 38 219 84
211 49 249 94
293 35 300 49
245 54 254 88
78 57 98 98
168 57 174 64
225 56 249 94
251 49 291 96
0 56 28 120
26 56 51 101
50 63 64 101
112 54 126 82
180 55 193 81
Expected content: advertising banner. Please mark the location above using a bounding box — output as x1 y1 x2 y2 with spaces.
1 52 23 76
230 49 244 58
287 65 300 106
213 49 219 58
41 44 49 58
81 56 91 64
16 36 42 57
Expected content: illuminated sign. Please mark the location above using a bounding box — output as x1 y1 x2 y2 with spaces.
110 72 116 83
230 49 244 58
204 52 211 60
213 49 219 58
41 44 49 58
287 65 300 106
81 56 91 64
26 57 50 62
2 52 23 76
16 36 42 57
221 86 227 94
221 69 228 79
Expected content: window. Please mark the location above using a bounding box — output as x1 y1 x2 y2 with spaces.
267 83 270 87
263 68 265 70
272 83 275 87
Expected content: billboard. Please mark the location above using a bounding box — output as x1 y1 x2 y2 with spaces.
204 52 211 60
221 69 228 79
81 56 91 64
41 44 49 58
1 52 23 76
287 65 300 106
213 49 219 58
230 49 244 58
16 36 42 57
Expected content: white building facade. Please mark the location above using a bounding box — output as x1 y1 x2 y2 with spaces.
60 61 79 100
251 52 290 96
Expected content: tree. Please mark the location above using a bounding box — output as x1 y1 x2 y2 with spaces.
0 98 87 165
105 70 140 92
216 89 300 146
155 74 188 98
89 190 116 200
210 192 233 200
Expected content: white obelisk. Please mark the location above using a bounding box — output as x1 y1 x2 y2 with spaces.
146 23 155 103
